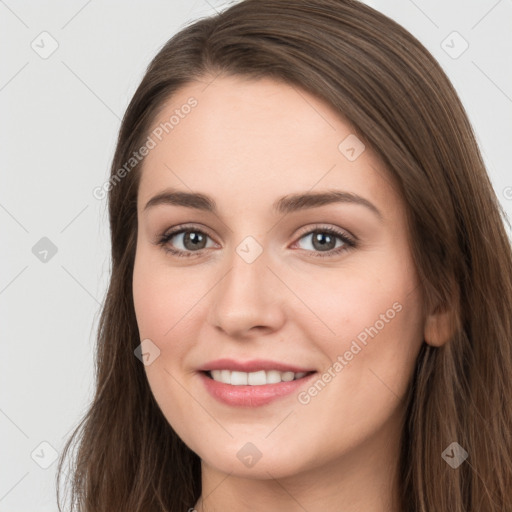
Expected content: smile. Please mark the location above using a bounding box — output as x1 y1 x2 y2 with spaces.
207 369 310 385
198 359 317 407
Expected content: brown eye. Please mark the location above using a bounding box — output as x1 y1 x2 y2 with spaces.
293 226 356 258
157 226 216 258
176 230 208 251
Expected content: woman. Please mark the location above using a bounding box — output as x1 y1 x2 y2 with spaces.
57 0 512 510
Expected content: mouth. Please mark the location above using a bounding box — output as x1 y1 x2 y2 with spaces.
203 369 315 385
197 359 318 407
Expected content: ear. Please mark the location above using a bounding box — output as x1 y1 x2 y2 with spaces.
423 277 460 347
423 307 455 347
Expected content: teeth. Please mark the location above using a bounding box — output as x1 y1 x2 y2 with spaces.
209 369 310 385
248 370 266 385
231 371 247 385
266 370 281 384
282 371 294 382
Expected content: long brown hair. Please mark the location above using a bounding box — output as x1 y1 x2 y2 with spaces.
56 0 512 510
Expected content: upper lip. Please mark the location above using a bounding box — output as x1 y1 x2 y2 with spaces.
198 358 316 373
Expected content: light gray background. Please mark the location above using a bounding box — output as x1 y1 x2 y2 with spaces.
1 0 511 510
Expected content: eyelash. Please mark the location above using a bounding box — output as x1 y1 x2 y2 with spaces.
155 224 357 259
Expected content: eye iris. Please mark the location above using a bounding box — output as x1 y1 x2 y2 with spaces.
184 231 206 250
312 231 336 251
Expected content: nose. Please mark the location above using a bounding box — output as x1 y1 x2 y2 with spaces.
208 243 286 339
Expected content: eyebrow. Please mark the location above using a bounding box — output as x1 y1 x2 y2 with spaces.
143 188 382 219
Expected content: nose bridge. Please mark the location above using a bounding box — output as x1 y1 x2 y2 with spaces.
219 237 273 307
208 236 284 335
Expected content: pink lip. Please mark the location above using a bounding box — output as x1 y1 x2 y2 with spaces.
198 370 317 408
198 358 315 373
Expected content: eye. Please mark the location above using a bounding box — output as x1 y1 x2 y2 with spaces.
156 225 217 258
155 224 356 259
292 225 356 258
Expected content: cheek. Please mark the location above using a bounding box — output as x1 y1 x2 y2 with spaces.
341 284 422 396
286 252 419 347
290 268 423 452
132 248 204 342
290 246 424 401
132 250 202 438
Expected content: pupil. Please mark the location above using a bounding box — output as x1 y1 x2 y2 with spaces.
313 232 334 250
185 231 205 250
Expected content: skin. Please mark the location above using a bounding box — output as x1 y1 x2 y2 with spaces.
132 75 449 512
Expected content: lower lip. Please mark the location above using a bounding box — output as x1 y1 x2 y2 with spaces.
199 371 317 407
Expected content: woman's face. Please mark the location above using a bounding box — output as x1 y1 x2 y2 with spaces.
133 75 426 480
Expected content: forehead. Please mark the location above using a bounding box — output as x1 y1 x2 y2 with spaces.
137 75 401 219
144 74 357 161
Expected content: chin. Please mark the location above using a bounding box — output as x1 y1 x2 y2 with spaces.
189 435 316 480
